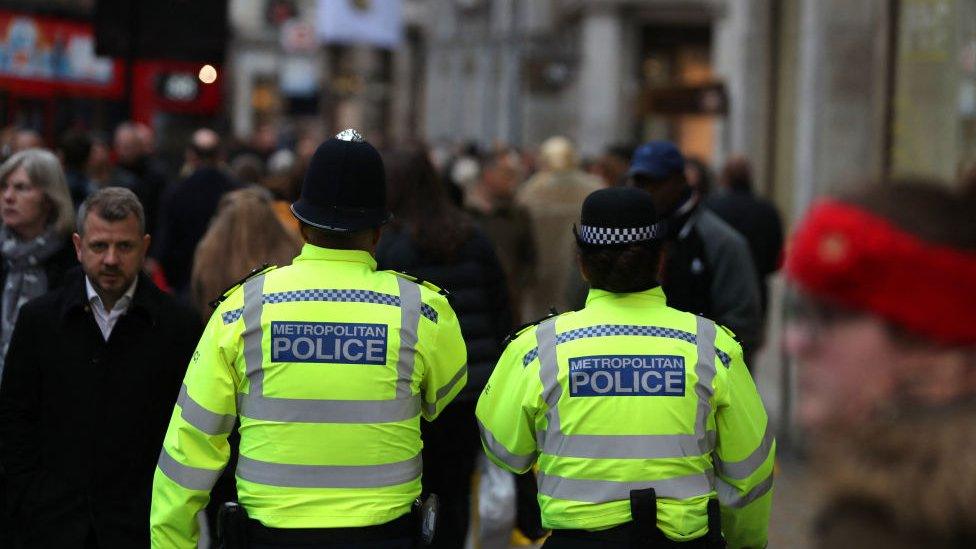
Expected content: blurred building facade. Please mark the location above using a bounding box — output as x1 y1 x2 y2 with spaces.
228 0 422 148
413 0 976 220
14 0 930 221
0 0 970 217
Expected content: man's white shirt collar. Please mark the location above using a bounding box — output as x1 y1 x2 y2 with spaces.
86 276 138 341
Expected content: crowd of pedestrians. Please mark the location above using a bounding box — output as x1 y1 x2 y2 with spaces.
0 116 970 548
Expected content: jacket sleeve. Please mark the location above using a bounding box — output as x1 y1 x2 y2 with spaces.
418 293 467 421
712 331 774 549
0 305 43 496
150 306 241 549
475 333 541 474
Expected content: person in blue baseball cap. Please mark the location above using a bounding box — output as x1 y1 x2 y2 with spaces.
627 140 690 218
626 141 764 364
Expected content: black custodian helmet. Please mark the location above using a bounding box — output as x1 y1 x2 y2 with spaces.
291 129 392 232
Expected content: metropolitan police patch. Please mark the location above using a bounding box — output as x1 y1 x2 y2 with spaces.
271 321 388 365
568 355 686 397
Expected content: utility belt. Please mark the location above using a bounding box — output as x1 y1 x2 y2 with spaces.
218 495 438 548
548 489 725 548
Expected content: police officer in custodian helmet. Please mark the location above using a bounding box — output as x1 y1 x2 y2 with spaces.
476 187 773 548
150 130 468 548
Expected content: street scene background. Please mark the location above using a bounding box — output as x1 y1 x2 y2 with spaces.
0 1 974 548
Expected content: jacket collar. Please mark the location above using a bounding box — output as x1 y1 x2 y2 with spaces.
59 269 160 327
585 286 667 308
292 244 377 270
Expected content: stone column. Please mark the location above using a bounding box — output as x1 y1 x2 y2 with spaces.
713 0 772 190
578 4 625 157
793 0 891 217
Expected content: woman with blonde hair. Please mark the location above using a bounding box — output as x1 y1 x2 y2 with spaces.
0 148 76 374
190 187 301 317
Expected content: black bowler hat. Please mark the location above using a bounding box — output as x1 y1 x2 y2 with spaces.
291 129 392 232
574 187 665 247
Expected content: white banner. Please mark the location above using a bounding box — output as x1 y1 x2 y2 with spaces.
316 0 403 49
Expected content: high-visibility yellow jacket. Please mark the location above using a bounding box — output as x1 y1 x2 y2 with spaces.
476 287 773 549
150 245 468 548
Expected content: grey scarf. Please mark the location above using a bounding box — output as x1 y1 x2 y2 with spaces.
0 226 64 374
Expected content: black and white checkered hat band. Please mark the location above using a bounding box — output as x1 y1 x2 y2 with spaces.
578 224 662 245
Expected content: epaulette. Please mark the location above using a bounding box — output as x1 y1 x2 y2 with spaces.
503 308 560 346
384 270 451 299
208 263 277 310
717 324 744 348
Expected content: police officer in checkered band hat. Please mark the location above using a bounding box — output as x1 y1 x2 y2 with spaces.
476 186 774 548
151 129 468 548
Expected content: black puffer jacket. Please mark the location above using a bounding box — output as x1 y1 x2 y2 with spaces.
376 225 512 401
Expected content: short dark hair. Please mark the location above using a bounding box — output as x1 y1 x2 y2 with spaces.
578 241 663 293
299 223 374 251
721 156 753 192
840 179 976 251
77 187 145 236
58 129 92 171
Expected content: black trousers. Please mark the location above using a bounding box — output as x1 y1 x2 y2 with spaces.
420 400 480 549
245 514 415 549
543 523 717 549
249 538 414 549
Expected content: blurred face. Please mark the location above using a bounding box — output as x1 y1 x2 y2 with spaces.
12 131 41 153
89 141 110 168
253 124 276 153
604 156 629 187
114 128 141 165
73 212 149 307
785 291 903 430
1 166 50 239
135 124 155 155
630 173 686 216
483 165 518 198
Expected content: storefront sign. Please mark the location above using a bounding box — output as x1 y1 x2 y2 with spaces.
0 11 122 97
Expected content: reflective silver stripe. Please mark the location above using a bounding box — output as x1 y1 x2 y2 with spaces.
715 426 775 480
396 277 421 399
422 363 467 416
537 470 715 504
478 418 537 471
178 384 236 436
157 448 223 491
694 316 717 455
239 393 420 423
693 317 717 441
242 275 266 397
717 472 774 508
236 453 422 488
536 318 561 450
540 432 704 460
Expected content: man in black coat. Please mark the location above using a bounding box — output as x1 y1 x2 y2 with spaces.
0 187 201 548
706 156 785 315
627 142 763 360
109 122 170 237
152 128 240 297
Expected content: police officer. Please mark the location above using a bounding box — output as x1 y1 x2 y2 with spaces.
476 187 773 548
150 130 468 548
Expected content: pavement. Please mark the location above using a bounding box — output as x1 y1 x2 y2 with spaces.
753 275 823 548
768 455 821 549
